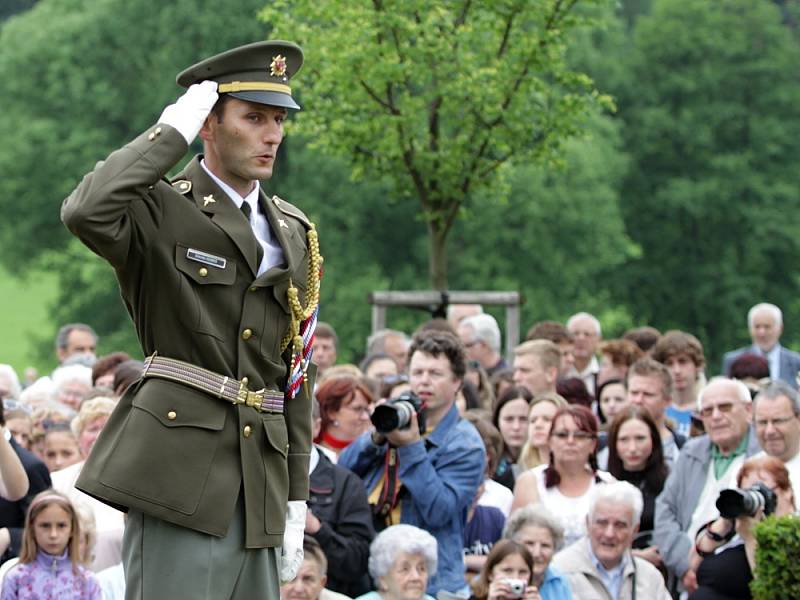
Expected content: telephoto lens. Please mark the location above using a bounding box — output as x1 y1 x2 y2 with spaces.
370 391 426 434
716 482 777 519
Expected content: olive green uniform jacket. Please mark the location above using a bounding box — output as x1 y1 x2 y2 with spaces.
61 123 315 549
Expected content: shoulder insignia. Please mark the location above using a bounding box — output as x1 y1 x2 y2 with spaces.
171 180 192 194
272 195 311 228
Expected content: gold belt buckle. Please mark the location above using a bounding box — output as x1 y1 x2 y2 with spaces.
236 383 264 412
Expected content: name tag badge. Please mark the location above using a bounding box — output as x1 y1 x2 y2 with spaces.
186 248 227 269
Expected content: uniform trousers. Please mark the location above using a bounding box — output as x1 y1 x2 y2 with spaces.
122 493 280 600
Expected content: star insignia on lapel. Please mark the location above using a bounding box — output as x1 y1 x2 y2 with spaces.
278 218 289 229
203 194 216 207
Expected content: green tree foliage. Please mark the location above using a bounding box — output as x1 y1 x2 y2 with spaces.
260 0 614 289
615 0 800 367
752 515 800 599
284 109 634 363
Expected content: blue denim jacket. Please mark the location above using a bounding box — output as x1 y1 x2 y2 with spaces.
339 404 486 595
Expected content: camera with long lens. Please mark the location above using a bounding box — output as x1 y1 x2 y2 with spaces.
716 482 777 519
370 391 426 435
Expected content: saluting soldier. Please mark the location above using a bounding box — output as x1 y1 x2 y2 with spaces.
61 41 320 600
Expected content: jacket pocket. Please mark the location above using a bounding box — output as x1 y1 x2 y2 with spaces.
99 379 227 515
174 244 237 341
262 415 289 534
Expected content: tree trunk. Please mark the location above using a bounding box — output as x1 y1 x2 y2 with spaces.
428 221 448 290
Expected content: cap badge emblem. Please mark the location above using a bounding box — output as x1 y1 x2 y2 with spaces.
270 54 287 78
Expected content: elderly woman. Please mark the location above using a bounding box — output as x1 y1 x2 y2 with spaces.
501 506 572 600
355 524 438 600
51 364 93 411
50 397 124 572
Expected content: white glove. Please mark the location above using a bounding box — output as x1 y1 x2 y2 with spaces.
280 500 307 583
158 80 218 144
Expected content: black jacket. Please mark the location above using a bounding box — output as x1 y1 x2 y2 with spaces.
0 437 51 560
308 449 375 596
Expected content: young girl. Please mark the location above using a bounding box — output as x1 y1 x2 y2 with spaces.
0 490 100 599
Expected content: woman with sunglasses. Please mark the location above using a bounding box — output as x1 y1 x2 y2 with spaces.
511 405 614 548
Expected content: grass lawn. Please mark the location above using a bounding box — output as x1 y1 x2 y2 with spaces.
0 265 58 377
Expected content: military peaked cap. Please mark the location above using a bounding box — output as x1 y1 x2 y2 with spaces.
176 40 303 110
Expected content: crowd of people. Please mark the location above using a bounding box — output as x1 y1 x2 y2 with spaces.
0 301 797 599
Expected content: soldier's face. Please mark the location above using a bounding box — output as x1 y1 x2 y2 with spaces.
201 98 286 192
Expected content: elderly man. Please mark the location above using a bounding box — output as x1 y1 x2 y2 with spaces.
723 302 800 388
458 314 508 377
753 381 800 500
567 312 602 395
512 340 560 397
366 329 411 373
654 377 761 594
552 482 671 599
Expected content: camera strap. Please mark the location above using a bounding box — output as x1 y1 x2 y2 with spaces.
374 446 401 524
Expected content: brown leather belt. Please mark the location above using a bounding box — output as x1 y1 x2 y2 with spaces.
141 354 284 414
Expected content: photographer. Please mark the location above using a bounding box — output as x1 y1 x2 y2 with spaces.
470 540 542 600
339 330 486 596
688 455 796 599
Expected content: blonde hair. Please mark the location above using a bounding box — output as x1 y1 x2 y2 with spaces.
19 490 82 572
70 396 116 438
517 393 568 470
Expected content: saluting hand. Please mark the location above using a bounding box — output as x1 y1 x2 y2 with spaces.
158 80 218 145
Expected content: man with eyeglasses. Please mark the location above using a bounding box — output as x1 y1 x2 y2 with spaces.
458 314 508 377
752 381 800 502
654 377 760 596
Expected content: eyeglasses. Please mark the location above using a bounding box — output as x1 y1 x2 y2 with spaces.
700 402 736 418
551 430 595 441
342 404 371 416
755 416 797 429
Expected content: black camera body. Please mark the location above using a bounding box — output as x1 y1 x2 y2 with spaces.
370 391 426 435
716 482 777 519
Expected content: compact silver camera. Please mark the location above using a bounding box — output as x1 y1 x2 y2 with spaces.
503 579 527 598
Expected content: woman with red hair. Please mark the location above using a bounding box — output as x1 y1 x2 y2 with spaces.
315 375 375 458
688 455 796 599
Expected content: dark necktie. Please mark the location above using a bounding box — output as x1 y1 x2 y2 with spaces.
240 201 253 221
240 202 264 268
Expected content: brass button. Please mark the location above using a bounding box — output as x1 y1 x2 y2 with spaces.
147 132 156 141
198 267 208 277
250 287 257 292
241 328 253 340
243 425 252 438
167 411 177 420
241 376 249 386
155 127 162 135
